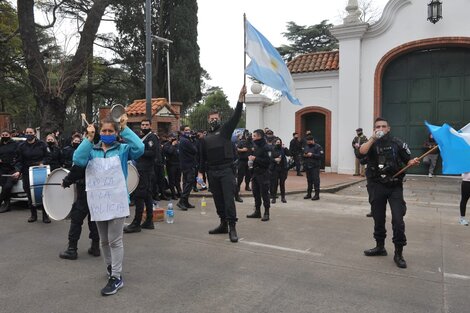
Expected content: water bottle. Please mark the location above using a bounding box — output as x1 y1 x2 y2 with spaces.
200 196 207 215
166 202 174 224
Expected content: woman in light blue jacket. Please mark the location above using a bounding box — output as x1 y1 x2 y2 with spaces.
73 114 144 296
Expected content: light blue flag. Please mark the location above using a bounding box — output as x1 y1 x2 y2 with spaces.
425 121 470 174
245 19 302 106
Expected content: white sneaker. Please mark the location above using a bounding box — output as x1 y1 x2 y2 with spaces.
428 173 433 178
459 217 469 226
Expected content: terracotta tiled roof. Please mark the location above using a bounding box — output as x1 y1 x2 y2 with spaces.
126 98 175 116
288 51 339 73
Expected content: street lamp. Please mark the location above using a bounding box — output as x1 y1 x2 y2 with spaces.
427 0 443 24
152 35 173 114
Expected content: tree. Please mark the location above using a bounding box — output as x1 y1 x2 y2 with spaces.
112 0 202 113
16 0 112 135
277 20 338 61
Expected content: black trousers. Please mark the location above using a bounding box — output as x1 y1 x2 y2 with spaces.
22 172 45 215
293 154 302 173
207 166 237 222
460 181 470 217
167 165 181 196
252 171 270 211
305 167 320 194
134 170 154 223
369 181 407 247
153 164 167 197
237 160 251 189
270 169 288 198
0 169 16 203
68 183 99 246
181 167 195 203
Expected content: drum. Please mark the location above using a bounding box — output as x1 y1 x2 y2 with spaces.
43 168 77 221
127 161 139 194
29 165 50 206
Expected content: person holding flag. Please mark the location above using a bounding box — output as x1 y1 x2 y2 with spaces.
359 117 420 269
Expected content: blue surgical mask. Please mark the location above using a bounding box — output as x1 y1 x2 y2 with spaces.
100 134 116 145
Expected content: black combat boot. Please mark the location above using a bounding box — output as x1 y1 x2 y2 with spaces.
303 191 312 199
271 197 276 204
42 210 51 223
311 191 320 201
281 196 287 203
59 242 78 260
228 222 238 243
364 242 387 256
141 215 155 229
208 219 228 234
88 240 101 257
0 199 10 213
235 194 243 203
185 200 195 209
261 208 270 222
123 220 141 233
246 208 261 218
28 207 37 223
394 246 407 269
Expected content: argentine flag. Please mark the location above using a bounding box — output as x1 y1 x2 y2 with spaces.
425 121 470 174
245 19 302 106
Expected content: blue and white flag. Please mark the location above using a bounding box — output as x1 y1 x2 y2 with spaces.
245 19 302 106
425 121 470 174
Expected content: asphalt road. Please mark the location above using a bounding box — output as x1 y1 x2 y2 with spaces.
0 175 468 313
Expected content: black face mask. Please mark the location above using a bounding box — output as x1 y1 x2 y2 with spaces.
357 132 363 136
1 137 9 143
254 138 265 146
141 129 151 135
209 120 220 131
275 144 282 148
72 143 80 149
47 141 55 147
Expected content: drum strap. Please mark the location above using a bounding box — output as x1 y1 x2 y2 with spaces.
141 132 152 142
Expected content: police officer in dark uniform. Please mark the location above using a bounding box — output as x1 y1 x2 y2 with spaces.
61 134 82 169
0 130 18 213
153 134 169 201
45 133 62 171
246 129 272 221
201 86 246 243
236 130 253 192
177 125 197 210
13 127 51 223
360 117 419 269
302 135 323 200
163 133 182 200
124 119 158 233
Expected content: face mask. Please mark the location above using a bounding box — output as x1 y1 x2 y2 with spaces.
357 132 363 136
100 134 116 145
141 129 151 135
72 143 80 148
209 120 220 131
26 134 35 141
47 141 55 146
184 131 191 137
254 138 264 145
1 137 9 143
275 144 282 148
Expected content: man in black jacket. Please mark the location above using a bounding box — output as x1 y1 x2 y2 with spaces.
246 129 272 221
237 130 253 192
302 135 323 201
177 125 197 210
0 130 18 213
163 133 182 200
124 119 158 233
289 132 303 176
201 86 246 243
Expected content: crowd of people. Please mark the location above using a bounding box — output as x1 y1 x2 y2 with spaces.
1 87 469 296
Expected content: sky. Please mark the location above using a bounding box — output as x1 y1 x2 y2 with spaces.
197 0 390 106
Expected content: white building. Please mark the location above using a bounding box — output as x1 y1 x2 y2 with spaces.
245 0 469 175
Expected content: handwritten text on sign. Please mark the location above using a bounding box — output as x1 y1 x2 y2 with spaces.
85 156 129 221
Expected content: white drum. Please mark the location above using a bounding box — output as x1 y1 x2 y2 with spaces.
42 168 77 221
127 162 139 194
29 165 50 207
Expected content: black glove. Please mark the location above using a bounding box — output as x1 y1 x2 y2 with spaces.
62 178 72 188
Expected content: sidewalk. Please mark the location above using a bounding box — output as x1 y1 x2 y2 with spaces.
191 171 365 197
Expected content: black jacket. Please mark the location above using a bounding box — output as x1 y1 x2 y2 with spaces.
136 132 158 171
289 138 303 155
270 146 290 172
46 144 62 171
237 138 253 161
163 141 180 167
201 101 243 169
61 145 77 169
0 139 18 172
15 139 50 173
252 138 271 176
179 134 197 171
303 143 323 169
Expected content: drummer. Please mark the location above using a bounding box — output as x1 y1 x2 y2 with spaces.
73 114 144 296
0 130 19 213
12 127 51 223
59 133 100 260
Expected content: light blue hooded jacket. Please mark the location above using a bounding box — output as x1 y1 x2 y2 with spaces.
73 127 144 189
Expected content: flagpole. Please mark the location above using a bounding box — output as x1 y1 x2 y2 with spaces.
392 146 439 178
243 13 247 102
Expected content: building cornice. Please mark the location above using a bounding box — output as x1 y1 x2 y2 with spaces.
364 0 412 39
330 23 369 40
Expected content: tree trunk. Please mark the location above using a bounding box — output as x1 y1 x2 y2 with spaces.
86 49 94 122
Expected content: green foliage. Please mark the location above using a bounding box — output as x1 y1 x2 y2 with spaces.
278 20 338 61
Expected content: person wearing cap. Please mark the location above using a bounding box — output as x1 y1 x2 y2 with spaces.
302 135 323 200
352 128 368 176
